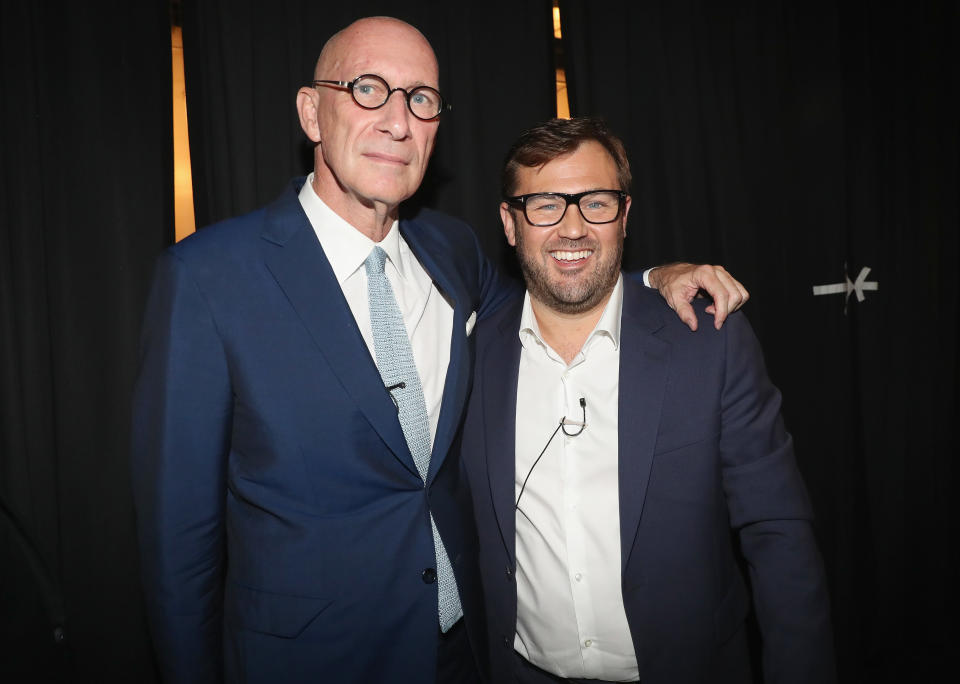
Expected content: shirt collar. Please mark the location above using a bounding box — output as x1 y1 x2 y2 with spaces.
298 172 404 284
594 274 624 350
518 274 624 357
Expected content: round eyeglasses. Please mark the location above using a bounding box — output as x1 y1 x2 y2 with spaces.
504 190 627 227
312 74 450 121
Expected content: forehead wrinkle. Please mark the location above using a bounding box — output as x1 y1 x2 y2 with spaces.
518 166 618 196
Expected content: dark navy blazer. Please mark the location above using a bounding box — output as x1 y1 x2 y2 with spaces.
460 277 836 684
131 179 512 683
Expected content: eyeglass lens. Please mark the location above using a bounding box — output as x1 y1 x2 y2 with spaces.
525 191 622 226
350 75 442 120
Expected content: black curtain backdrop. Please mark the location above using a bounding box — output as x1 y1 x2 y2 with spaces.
182 0 557 264
561 0 958 681
1 1 171 681
3 1 956 682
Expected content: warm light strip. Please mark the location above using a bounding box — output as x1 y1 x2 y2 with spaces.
553 3 570 118
556 68 570 119
172 25 196 241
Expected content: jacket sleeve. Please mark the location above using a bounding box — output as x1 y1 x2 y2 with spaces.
718 314 837 684
469 226 521 322
131 250 232 683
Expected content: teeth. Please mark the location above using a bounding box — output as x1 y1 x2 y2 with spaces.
552 250 593 261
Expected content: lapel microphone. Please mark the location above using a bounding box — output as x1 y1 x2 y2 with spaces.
516 397 587 511
561 397 587 436
385 382 406 412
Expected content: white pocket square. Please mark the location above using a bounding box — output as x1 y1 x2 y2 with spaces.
465 311 477 336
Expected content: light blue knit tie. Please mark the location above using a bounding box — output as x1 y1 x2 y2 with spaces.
365 246 463 632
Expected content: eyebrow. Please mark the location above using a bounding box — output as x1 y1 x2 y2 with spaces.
362 72 436 90
401 79 434 89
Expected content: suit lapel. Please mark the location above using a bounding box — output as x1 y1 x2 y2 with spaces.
618 278 672 573
260 189 416 477
484 301 523 564
472 279 668 570
400 219 472 485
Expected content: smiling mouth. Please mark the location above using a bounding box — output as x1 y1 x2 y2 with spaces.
551 249 594 262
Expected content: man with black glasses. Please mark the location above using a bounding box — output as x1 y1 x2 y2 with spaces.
461 117 835 684
132 17 748 684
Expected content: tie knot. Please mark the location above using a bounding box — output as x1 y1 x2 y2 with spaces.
365 246 388 275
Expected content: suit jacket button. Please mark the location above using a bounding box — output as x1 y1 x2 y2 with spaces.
505 566 513 580
502 635 511 647
422 568 437 584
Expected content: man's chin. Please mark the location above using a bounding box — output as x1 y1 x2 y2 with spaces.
529 283 604 315
354 184 417 211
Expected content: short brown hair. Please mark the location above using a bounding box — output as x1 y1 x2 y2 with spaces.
501 117 631 197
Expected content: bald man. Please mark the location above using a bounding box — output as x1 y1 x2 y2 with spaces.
132 17 747 684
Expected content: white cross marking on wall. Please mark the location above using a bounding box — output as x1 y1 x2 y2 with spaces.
812 266 878 313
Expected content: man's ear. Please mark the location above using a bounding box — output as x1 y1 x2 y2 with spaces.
296 87 322 143
500 202 517 246
621 194 632 238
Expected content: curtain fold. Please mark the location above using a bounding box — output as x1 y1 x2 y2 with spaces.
1 1 172 680
3 0 953 679
560 0 958 680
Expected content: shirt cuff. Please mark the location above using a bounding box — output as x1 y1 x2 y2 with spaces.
642 267 655 288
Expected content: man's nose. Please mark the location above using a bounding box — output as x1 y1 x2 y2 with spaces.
555 203 588 239
377 89 412 139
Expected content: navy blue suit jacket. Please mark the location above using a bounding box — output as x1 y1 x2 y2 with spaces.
131 179 512 683
460 277 836 684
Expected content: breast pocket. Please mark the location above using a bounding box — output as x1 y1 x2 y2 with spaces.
647 430 721 507
653 428 720 456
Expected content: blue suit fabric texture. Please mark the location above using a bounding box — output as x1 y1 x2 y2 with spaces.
460 277 836 684
131 178 510 683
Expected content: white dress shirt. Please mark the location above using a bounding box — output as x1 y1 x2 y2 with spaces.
514 275 639 681
298 174 454 445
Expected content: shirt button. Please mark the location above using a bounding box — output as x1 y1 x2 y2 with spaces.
574 573 582 582
584 639 593 647
421 568 437 584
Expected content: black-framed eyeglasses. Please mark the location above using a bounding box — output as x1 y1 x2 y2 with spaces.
312 74 451 121
504 190 627 227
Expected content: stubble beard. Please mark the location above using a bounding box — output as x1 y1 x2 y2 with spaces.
514 224 624 315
